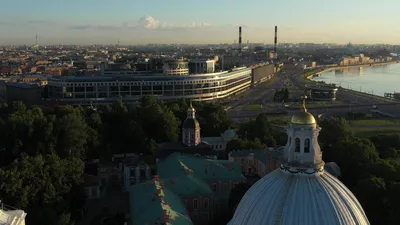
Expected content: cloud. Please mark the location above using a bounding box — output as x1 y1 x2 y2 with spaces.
137 16 160 29
136 16 212 30
69 15 212 31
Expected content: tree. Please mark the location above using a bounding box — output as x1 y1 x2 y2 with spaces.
329 137 379 187
318 117 353 148
0 154 84 209
226 138 266 153
53 113 89 158
228 183 251 214
354 177 388 225
370 134 400 159
238 114 276 146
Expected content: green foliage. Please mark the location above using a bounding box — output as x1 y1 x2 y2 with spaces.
228 183 251 214
318 117 353 147
0 99 234 224
238 114 277 147
317 117 400 224
226 138 266 152
273 88 289 102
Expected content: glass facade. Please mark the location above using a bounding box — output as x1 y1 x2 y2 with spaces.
47 69 252 104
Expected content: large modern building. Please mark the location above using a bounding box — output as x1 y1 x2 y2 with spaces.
46 57 277 105
46 58 262 105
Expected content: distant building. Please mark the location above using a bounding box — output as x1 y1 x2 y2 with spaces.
189 59 215 74
306 85 338 101
202 128 238 151
6 82 44 105
229 150 269 177
163 59 189 75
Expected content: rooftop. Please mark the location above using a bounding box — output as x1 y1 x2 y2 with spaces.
6 82 42 89
130 180 193 225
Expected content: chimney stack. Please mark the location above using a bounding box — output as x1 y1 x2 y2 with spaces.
274 26 278 60
239 26 242 54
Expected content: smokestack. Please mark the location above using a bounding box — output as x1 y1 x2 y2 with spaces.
239 26 242 54
274 26 278 59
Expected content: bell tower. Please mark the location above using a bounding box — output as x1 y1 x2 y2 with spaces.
282 96 324 174
181 101 201 146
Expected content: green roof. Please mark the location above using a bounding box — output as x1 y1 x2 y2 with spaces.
161 174 213 197
158 153 246 182
130 180 193 225
157 153 246 201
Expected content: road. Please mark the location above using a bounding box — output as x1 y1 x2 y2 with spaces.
226 68 400 123
229 103 400 123
227 69 301 115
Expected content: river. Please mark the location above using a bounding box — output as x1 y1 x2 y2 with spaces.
311 62 400 97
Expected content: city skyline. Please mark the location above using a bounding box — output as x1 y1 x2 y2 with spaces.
1 0 400 45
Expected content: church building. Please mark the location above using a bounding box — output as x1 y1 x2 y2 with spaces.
228 96 370 225
155 102 217 161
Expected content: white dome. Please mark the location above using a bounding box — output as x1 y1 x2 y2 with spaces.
229 102 369 225
229 167 369 225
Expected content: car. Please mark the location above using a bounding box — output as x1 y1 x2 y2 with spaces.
372 105 378 109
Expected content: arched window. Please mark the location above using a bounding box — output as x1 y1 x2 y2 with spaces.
295 138 300 152
304 138 310 153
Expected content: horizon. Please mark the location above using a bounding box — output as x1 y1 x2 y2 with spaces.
1 0 400 45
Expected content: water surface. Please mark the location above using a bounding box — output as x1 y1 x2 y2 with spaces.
312 63 400 96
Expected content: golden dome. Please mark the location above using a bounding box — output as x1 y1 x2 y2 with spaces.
187 106 196 112
291 112 316 124
291 95 316 125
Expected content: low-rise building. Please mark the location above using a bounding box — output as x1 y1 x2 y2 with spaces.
0 203 27 225
6 82 44 106
83 173 101 199
129 152 246 225
202 128 238 151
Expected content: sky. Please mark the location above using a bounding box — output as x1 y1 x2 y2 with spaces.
1 0 400 45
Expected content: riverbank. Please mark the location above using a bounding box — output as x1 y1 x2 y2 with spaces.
306 60 400 79
302 61 400 103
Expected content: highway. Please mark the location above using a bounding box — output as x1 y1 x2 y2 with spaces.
226 68 400 123
227 70 299 114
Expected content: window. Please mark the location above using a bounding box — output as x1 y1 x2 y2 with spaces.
193 213 197 222
193 199 198 209
304 138 310 153
204 198 209 209
213 183 217 192
233 182 238 188
295 138 300 152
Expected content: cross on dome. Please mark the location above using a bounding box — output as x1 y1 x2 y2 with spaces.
300 95 307 112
